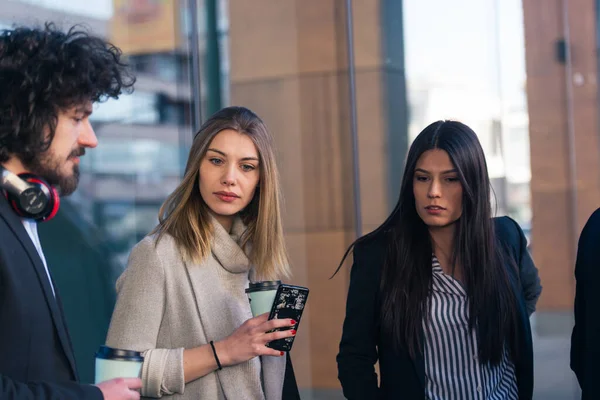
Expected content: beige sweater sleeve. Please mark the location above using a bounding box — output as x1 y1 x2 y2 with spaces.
106 237 185 398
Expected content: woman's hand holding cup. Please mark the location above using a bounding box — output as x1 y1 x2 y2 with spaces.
215 313 296 366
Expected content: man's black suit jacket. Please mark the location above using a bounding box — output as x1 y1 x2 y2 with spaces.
571 208 600 399
0 195 102 399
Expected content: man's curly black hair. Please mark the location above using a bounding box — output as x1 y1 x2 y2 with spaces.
0 23 136 164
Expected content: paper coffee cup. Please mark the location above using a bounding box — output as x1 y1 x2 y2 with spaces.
94 345 144 384
245 281 281 317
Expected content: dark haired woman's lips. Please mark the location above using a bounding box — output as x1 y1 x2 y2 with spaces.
425 206 445 215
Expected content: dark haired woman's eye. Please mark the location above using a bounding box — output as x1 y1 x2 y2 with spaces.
415 175 428 182
209 158 223 166
446 177 460 182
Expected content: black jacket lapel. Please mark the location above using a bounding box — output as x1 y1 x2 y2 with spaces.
0 196 78 380
414 334 426 389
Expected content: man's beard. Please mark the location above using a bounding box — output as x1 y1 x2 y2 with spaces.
24 149 83 196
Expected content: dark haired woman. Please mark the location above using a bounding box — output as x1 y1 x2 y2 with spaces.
336 120 542 399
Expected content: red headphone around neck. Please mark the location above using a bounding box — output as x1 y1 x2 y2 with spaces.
0 167 60 222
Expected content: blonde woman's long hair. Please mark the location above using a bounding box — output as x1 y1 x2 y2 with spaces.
151 106 290 280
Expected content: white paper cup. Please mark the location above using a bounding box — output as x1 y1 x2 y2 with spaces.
245 281 281 317
94 345 143 384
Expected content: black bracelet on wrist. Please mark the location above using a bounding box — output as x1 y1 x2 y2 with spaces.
209 340 223 370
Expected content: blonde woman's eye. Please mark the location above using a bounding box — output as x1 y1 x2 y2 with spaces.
209 158 223 165
241 164 256 172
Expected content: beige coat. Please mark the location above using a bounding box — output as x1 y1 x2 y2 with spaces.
106 217 286 399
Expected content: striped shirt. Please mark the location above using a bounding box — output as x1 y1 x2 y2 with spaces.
423 256 518 400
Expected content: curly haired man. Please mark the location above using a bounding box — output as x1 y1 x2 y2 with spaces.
0 23 140 400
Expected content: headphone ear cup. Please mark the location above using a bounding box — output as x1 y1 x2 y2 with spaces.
9 174 60 222
41 184 60 221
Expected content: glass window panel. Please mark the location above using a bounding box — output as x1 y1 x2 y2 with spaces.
404 0 531 222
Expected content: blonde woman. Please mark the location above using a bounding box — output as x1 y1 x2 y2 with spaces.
106 106 297 399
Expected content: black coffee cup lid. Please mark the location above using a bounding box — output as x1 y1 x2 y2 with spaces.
245 280 281 293
96 345 144 361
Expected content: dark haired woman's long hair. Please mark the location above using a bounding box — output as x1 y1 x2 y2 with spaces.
335 120 519 365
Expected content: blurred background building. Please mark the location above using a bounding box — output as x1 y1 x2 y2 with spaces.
1 0 598 398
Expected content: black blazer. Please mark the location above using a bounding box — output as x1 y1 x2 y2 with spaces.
0 195 101 399
337 216 541 400
571 208 600 399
